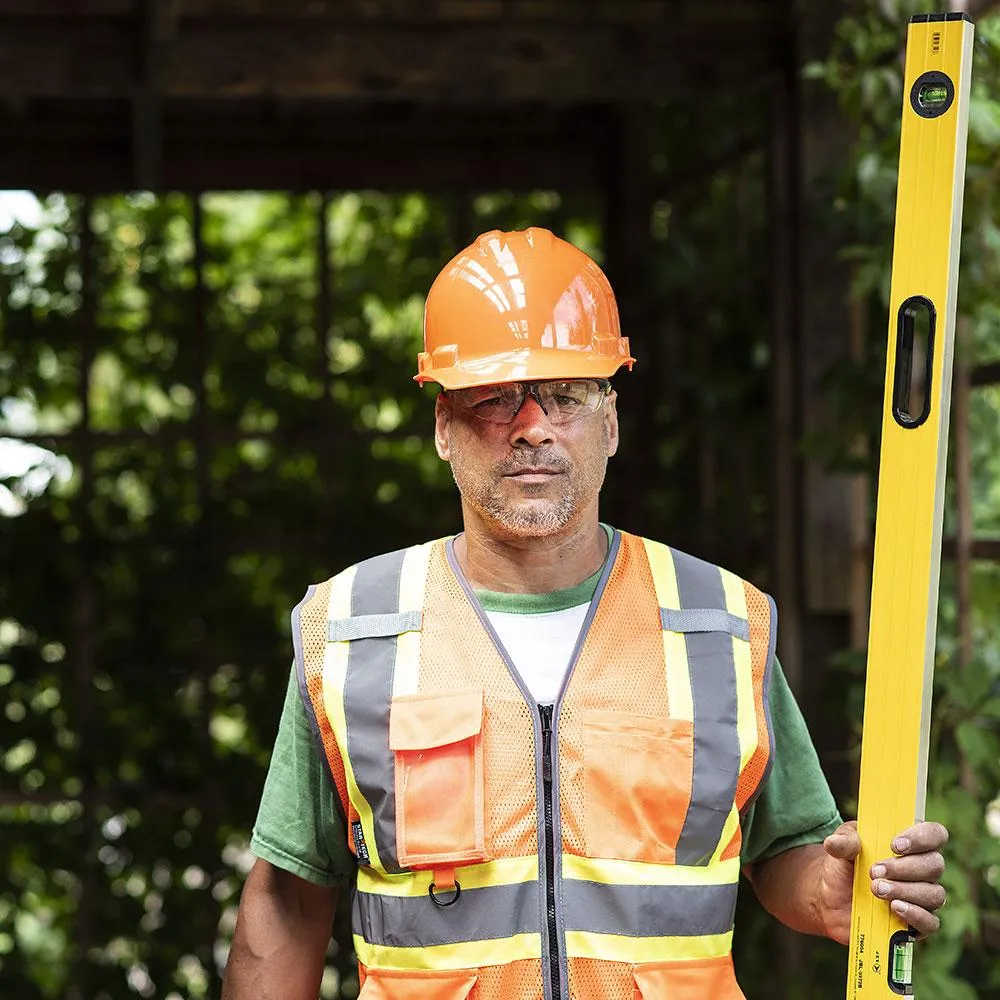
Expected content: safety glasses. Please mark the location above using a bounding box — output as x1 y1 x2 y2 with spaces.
445 379 612 425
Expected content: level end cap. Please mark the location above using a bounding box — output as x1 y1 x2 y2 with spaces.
909 12 974 23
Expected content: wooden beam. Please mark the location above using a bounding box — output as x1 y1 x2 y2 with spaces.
0 0 131 11
0 0 778 22
0 18 778 101
0 100 611 191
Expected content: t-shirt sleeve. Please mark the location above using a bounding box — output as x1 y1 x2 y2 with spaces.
250 665 355 885
740 658 845 866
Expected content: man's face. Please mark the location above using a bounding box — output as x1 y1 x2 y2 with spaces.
434 380 620 538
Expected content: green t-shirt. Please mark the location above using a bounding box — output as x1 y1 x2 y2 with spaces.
250 546 844 885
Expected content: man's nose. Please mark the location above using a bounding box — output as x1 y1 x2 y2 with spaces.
508 394 555 447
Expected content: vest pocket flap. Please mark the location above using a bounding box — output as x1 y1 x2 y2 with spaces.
633 957 743 999
659 608 750 642
582 708 686 739
389 688 484 750
359 967 479 1000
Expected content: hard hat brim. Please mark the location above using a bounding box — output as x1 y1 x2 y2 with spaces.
414 347 635 391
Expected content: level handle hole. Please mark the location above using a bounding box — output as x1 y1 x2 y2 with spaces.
892 295 936 428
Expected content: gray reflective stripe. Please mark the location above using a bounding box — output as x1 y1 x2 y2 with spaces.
343 548 408 874
564 880 738 938
671 548 741 867
661 607 750 642
353 881 538 948
329 611 421 642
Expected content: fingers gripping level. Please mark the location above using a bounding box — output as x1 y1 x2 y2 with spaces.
847 14 973 1000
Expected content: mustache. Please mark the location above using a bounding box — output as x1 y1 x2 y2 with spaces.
494 451 572 476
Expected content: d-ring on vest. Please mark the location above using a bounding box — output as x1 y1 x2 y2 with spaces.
293 530 777 1000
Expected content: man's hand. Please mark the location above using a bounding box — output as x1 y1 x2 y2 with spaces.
820 819 948 945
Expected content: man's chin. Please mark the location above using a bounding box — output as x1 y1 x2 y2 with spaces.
486 501 574 538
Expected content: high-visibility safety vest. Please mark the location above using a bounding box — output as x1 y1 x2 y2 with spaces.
294 529 776 1000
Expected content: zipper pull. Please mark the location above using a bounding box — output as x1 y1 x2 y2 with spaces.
539 703 553 783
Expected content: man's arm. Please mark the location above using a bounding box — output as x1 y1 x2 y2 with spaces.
746 841 831 937
223 859 338 1000
745 819 948 946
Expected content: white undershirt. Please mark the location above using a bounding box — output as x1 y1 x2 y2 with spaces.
484 604 589 705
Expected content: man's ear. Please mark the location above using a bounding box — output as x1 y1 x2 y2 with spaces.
434 393 452 461
604 390 620 458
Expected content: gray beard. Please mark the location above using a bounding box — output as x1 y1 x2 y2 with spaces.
480 488 577 536
453 471 579 537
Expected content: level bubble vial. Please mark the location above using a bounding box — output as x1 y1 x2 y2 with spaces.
918 83 949 107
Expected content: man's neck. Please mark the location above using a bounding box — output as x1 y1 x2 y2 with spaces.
454 509 609 594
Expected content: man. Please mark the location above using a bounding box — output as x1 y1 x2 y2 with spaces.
223 228 948 1000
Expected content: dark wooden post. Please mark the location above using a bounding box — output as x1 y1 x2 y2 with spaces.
602 105 654 532
133 0 176 190
68 197 99 1000
768 61 804 703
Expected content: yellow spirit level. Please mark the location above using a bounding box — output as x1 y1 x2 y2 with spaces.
847 12 974 999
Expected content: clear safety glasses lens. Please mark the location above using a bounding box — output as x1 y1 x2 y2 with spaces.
448 379 611 425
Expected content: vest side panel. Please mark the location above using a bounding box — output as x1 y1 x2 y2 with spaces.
558 531 679 861
419 540 538 861
294 579 353 829
734 581 776 812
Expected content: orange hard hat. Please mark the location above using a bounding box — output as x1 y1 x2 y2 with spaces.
415 227 635 390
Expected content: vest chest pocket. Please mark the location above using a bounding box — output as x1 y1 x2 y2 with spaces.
581 710 694 864
389 687 488 869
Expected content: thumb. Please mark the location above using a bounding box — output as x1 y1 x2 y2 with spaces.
823 820 861 862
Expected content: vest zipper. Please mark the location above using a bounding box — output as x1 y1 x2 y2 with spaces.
538 703 562 1000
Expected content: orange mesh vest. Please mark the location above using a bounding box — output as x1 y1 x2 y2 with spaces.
293 530 776 1000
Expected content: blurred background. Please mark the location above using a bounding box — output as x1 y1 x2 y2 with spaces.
1 1 999 998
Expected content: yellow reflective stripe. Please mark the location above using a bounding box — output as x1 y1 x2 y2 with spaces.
354 932 542 971
358 855 538 897
322 564 386 872
391 541 435 700
641 537 693 723
720 568 757 775
709 806 742 866
564 930 733 964
562 854 740 887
